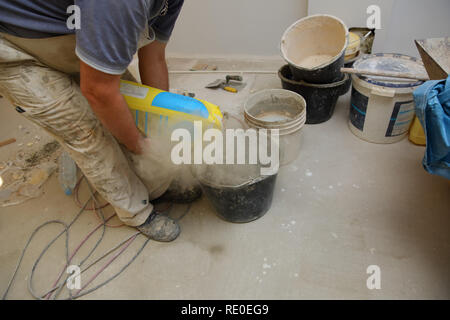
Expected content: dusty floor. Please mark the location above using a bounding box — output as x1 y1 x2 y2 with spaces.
0 57 449 299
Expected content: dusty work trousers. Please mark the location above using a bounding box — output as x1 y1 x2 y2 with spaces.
0 34 175 226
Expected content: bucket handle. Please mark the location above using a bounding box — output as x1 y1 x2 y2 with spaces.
370 86 396 98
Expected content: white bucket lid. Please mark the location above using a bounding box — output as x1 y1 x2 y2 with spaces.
353 53 427 89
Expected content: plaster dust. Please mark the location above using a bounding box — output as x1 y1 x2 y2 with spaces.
135 113 264 195
297 54 334 69
281 15 347 69
0 141 61 207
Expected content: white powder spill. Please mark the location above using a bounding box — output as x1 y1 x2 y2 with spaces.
263 263 272 269
294 273 299 278
312 186 317 190
328 185 334 189
281 188 286 192
291 220 296 225
262 271 267 275
305 170 313 177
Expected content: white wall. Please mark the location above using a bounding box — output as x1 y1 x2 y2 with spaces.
167 0 308 57
382 0 450 58
167 0 450 58
308 0 450 58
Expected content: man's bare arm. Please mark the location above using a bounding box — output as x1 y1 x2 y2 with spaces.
80 61 144 154
138 40 169 91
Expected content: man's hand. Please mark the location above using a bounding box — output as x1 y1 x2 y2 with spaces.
138 41 169 91
80 61 144 154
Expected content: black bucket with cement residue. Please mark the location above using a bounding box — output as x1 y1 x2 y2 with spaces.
195 166 277 223
280 14 348 84
279 65 350 124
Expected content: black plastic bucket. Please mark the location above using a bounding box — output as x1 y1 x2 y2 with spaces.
198 173 277 223
280 15 348 84
279 65 350 124
288 52 346 84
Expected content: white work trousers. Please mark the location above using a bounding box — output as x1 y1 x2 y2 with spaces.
0 34 175 226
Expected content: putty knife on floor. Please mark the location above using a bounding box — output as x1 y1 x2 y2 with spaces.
206 75 246 93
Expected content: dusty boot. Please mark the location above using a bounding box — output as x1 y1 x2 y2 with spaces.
136 211 180 242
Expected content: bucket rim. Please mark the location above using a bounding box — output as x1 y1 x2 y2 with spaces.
344 50 362 65
244 88 307 125
353 53 425 88
278 64 350 88
280 14 349 71
245 111 306 128
195 169 278 189
244 112 306 130
244 112 306 127
245 120 305 135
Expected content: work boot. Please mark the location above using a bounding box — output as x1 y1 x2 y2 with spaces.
137 211 180 242
153 180 202 204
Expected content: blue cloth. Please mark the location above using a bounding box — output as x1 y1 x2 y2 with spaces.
0 0 184 74
413 76 450 179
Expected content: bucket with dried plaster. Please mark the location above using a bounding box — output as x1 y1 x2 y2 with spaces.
280 14 348 84
194 164 278 223
278 65 350 124
349 53 427 143
244 89 306 165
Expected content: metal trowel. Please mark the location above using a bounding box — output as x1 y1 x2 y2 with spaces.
206 75 246 93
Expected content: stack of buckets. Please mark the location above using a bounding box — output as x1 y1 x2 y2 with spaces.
279 14 350 124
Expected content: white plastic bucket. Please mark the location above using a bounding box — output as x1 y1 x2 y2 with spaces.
244 89 306 165
348 53 427 144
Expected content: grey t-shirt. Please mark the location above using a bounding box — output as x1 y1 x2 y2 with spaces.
0 0 184 74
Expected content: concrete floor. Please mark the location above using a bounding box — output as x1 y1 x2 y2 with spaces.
0 57 449 299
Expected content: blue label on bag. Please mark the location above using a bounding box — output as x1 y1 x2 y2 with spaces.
152 92 209 118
